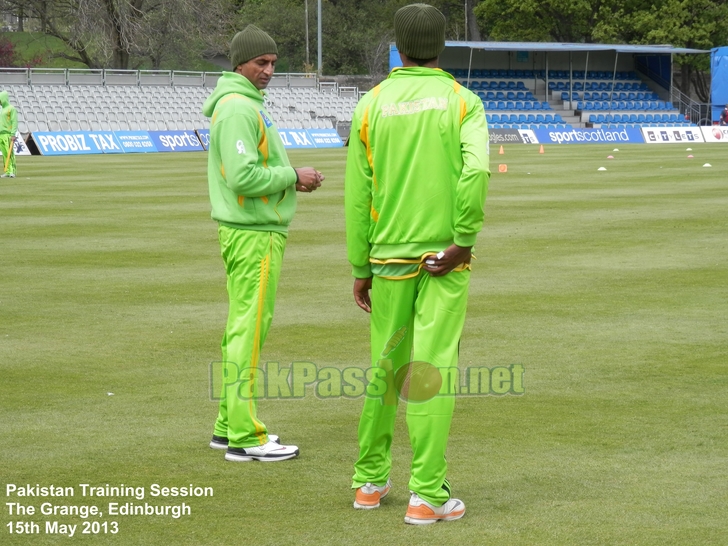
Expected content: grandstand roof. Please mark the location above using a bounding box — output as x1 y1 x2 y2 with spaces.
445 42 708 55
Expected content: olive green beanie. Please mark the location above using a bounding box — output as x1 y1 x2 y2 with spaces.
230 25 278 69
394 3 446 60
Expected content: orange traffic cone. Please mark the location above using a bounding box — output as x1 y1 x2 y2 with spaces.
498 164 508 173
499 145 504 155
539 145 545 154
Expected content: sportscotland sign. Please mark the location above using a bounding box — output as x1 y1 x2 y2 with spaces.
534 127 645 144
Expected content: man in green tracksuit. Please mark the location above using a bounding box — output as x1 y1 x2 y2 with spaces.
203 25 323 463
345 4 490 524
0 91 18 178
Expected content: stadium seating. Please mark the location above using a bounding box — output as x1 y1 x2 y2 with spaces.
5 81 356 134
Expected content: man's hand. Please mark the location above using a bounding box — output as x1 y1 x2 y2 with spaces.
295 167 324 192
353 277 372 313
423 244 472 277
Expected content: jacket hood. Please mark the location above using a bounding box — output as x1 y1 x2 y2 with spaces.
202 71 265 117
0 91 8 107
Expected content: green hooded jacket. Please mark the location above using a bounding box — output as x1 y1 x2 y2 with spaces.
345 67 490 278
202 71 297 234
0 91 18 135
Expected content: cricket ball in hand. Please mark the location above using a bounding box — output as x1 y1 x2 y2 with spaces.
394 361 442 402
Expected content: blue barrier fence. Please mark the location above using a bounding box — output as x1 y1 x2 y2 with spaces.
30 128 343 156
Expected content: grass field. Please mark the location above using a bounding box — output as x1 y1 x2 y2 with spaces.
1 145 727 544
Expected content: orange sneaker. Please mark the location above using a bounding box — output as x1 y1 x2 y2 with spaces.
353 479 392 510
404 493 465 525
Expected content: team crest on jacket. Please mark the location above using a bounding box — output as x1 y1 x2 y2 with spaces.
260 111 273 127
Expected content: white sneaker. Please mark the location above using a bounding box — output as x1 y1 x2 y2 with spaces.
225 440 298 462
353 478 392 509
209 434 279 450
1 173 14 178
404 492 465 524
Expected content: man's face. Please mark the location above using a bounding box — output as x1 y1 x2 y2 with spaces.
237 54 277 90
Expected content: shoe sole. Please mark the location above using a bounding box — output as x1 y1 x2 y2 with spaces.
404 510 465 525
224 451 298 463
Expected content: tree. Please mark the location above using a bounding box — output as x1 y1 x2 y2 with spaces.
474 0 612 42
0 0 237 69
627 0 727 100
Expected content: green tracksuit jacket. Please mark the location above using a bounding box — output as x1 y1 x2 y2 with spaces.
202 71 298 234
0 91 17 135
345 66 490 278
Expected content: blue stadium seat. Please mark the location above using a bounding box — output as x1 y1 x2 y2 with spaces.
516 81 527 90
497 101 506 110
496 91 505 100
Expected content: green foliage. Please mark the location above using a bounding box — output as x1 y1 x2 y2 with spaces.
0 31 87 68
474 0 728 54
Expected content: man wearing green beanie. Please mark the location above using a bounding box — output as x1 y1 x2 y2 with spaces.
203 24 324 462
346 4 490 523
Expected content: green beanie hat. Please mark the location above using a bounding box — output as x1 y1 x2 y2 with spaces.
230 25 278 69
394 3 446 60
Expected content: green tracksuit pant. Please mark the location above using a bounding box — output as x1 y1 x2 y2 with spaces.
352 267 470 506
0 134 15 176
213 226 286 448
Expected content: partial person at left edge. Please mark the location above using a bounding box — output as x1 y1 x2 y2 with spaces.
0 90 18 178
202 24 324 463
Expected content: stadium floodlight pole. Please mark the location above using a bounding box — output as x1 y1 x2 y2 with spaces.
464 0 468 41
317 0 322 76
305 0 310 67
